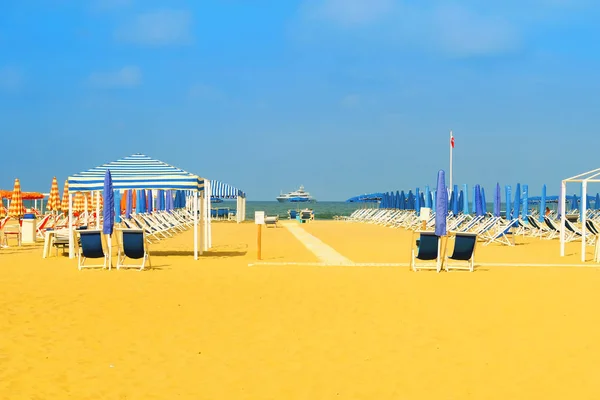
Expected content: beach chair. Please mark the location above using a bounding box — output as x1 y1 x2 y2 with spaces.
300 210 312 223
411 231 442 273
117 228 151 271
1 218 22 247
289 210 298 219
35 214 53 239
444 232 477 272
77 229 108 270
483 219 517 246
265 215 279 228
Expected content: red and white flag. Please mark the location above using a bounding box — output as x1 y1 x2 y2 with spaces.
450 135 455 148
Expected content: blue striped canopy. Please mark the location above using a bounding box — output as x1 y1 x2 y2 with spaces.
211 180 246 199
68 153 205 192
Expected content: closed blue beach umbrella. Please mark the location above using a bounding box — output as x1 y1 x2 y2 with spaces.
114 190 122 223
595 193 600 210
407 190 415 210
425 186 431 208
136 189 143 214
125 189 133 218
539 184 547 222
522 184 528 217
570 194 578 212
157 189 165 210
415 188 421 214
505 186 511 219
420 192 425 210
399 191 406 210
147 190 153 213
103 170 114 236
475 184 484 217
428 191 433 210
463 184 469 215
481 187 487 214
395 190 401 209
449 191 455 214
452 189 459 216
513 183 521 219
472 186 477 214
435 170 447 237
458 190 464 212
494 183 501 217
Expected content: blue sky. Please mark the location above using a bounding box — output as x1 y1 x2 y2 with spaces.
1 0 599 200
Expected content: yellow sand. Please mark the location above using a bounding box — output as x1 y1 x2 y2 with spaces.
2 220 600 399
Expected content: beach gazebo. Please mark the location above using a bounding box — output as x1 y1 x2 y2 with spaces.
559 168 600 262
68 153 207 260
210 180 247 223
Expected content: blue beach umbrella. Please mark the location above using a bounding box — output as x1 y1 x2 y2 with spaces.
125 189 133 218
475 184 484 217
399 191 406 210
595 193 600 210
463 184 469 215
395 191 401 209
407 190 415 210
452 185 458 216
147 190 153 213
522 184 528 217
167 190 174 211
415 188 421 214
449 191 455 214
513 183 521 219
114 190 122 223
570 194 578 211
458 190 464 212
539 184 547 222
157 189 164 210
420 192 425 210
428 191 433 210
425 186 431 208
586 194 592 210
136 189 143 214
103 170 114 235
472 186 477 214
505 186 511 219
435 170 447 237
481 187 487 214
494 183 501 217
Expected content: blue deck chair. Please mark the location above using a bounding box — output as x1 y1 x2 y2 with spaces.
411 231 442 272
289 210 298 219
117 228 151 271
444 232 477 272
77 229 108 270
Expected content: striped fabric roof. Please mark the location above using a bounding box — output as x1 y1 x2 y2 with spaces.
211 180 245 199
68 153 205 192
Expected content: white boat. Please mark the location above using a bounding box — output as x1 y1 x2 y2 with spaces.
276 185 316 203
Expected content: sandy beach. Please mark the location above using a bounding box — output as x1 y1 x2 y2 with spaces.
2 220 600 399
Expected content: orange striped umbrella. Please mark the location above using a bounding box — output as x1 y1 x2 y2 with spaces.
85 192 92 211
47 176 61 211
73 192 85 213
95 192 104 210
61 180 70 212
8 178 25 218
0 203 5 218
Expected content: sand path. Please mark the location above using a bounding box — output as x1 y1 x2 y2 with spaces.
281 220 353 264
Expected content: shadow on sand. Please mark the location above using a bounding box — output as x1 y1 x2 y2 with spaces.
151 250 247 258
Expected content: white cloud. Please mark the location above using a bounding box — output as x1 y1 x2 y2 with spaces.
115 10 192 46
0 66 22 90
306 0 394 26
89 66 141 87
340 94 360 108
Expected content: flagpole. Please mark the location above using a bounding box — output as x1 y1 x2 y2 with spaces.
449 130 453 192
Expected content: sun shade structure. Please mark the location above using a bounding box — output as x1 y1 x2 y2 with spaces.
210 180 247 223
68 153 208 260
7 179 25 218
560 168 600 262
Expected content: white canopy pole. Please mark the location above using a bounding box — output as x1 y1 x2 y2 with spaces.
69 193 74 258
560 180 566 257
193 190 199 260
200 191 204 254
581 181 587 262
84 193 89 227
207 181 212 249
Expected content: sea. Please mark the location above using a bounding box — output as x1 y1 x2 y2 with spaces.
221 201 369 220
